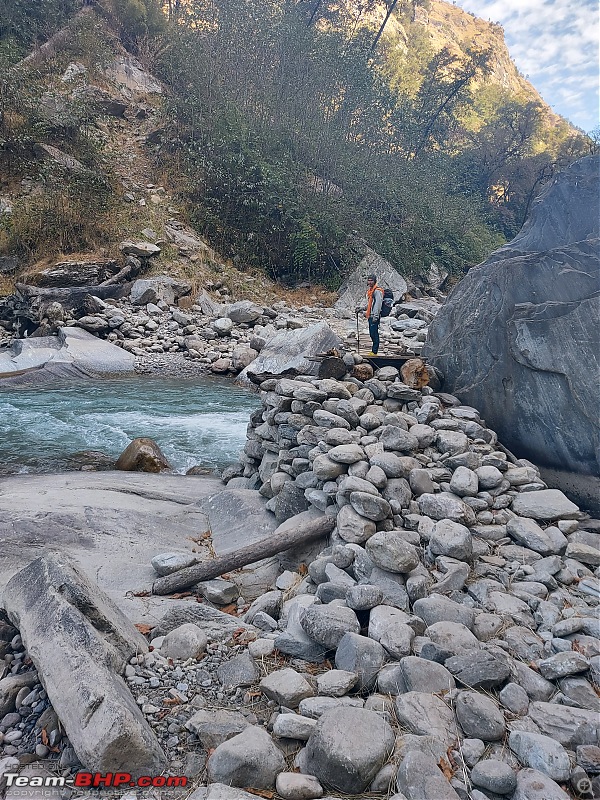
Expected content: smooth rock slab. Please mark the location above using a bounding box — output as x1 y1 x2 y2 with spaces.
303 707 395 793
207 726 286 789
509 731 571 782
3 553 165 777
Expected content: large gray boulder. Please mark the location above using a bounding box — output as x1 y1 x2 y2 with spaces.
3 554 166 777
130 275 191 305
423 156 600 511
31 258 120 287
335 237 408 317
238 322 343 384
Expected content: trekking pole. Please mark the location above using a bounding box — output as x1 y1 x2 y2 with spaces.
356 310 360 354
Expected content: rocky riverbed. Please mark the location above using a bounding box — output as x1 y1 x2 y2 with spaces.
1 356 599 800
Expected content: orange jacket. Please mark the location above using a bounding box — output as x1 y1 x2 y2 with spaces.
366 285 384 319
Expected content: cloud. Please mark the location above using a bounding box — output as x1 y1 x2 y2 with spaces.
453 0 599 131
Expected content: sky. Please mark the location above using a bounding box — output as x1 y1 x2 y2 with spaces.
453 0 599 134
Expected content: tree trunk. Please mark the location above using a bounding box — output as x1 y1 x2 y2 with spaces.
318 356 347 380
152 515 335 595
12 7 95 72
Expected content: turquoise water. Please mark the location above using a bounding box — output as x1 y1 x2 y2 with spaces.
0 376 260 474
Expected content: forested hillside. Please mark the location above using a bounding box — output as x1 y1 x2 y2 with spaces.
0 0 594 285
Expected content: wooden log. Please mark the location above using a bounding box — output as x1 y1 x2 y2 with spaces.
152 515 335 595
99 262 138 286
318 356 347 379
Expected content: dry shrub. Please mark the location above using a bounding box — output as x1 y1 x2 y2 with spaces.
3 171 116 262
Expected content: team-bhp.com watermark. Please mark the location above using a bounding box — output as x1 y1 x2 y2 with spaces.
4 773 188 789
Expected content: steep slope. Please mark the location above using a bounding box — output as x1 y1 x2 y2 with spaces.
383 0 568 130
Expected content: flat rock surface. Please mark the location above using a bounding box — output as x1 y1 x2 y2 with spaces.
0 327 135 385
201 489 278 555
0 471 222 618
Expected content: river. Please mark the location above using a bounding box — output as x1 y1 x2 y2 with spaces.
0 376 260 475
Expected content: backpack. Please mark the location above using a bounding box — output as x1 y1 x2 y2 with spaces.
381 287 394 317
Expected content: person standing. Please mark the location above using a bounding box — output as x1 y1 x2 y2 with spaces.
358 273 384 355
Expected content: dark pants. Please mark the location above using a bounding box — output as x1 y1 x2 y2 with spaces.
368 318 380 354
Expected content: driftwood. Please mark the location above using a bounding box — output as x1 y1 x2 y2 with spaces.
152 515 335 595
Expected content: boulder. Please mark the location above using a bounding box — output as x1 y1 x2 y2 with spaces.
31 259 121 287
509 731 570 782
0 672 39 718
115 437 171 473
335 237 408 317
512 768 570 800
396 750 460 800
259 668 314 708
423 156 600 510
185 709 250 750
238 322 343 384
455 691 506 741
119 240 161 259
228 301 264 324
130 275 191 305
303 706 395 792
3 554 166 776
207 726 285 789
152 604 257 643
335 632 386 692
160 623 208 660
